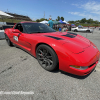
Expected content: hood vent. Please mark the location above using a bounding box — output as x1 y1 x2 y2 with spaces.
62 32 77 38
45 35 64 40
67 32 77 35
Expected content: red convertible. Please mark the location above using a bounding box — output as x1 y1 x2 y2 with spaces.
4 22 100 76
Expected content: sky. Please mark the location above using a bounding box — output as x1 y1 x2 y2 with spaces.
0 0 100 21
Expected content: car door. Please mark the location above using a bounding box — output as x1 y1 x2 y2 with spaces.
11 23 32 52
77 27 81 31
78 27 83 32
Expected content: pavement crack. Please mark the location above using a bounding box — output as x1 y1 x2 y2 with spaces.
22 57 27 61
20 56 28 61
0 66 12 75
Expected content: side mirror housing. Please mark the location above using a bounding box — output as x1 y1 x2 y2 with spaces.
12 29 20 33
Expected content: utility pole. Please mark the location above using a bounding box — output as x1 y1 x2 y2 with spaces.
7 9 9 13
44 11 45 19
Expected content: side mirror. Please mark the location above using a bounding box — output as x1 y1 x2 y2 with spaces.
12 29 20 33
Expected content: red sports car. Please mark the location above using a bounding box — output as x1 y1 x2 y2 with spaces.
4 22 100 76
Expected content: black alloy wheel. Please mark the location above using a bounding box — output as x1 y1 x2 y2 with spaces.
74 29 77 32
36 44 58 71
86 30 90 33
5 34 13 46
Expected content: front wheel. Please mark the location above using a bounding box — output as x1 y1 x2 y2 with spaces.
74 29 77 32
86 30 90 33
5 34 13 46
36 44 58 71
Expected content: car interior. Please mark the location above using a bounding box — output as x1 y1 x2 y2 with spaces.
15 24 23 32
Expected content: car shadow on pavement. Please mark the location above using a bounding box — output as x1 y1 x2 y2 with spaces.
52 67 59 73
59 68 96 79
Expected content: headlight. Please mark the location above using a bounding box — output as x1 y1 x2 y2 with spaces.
70 65 88 70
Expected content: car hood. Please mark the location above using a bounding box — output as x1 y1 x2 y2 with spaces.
43 32 91 54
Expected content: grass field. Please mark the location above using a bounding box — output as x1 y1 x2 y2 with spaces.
0 18 25 23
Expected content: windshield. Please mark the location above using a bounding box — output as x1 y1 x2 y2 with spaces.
23 23 56 33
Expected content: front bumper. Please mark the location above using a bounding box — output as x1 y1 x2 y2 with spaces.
69 60 98 76
58 45 100 76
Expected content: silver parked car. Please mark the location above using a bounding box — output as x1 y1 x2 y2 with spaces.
71 27 93 32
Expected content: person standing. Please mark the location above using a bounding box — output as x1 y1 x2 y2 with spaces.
48 17 53 28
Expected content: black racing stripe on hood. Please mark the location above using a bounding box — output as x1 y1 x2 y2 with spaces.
62 32 77 38
45 35 64 40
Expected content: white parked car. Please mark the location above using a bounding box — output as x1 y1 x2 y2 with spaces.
71 27 93 33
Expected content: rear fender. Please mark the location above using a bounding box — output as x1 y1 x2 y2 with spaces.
5 28 13 38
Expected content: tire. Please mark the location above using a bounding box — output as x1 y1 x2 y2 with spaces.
74 29 77 32
5 34 13 46
86 30 90 33
36 44 58 71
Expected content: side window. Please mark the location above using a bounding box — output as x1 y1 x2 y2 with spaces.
15 24 23 32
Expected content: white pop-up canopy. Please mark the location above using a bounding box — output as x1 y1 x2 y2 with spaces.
40 20 48 24
63 20 69 24
0 10 13 18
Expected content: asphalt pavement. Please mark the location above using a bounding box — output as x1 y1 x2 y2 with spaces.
0 29 100 100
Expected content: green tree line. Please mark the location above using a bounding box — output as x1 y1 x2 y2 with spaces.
36 16 64 22
68 18 99 24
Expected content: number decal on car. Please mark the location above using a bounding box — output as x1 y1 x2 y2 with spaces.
13 36 18 41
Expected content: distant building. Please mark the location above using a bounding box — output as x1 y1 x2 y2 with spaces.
5 12 32 21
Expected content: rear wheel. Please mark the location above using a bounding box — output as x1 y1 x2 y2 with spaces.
36 44 58 71
5 34 13 46
86 30 90 32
